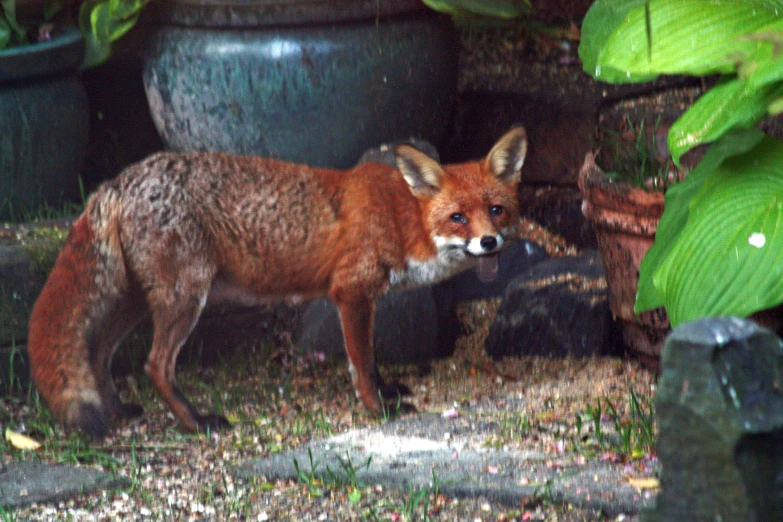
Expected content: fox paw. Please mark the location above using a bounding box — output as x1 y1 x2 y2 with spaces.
377 382 416 417
379 381 412 400
195 414 232 432
385 401 417 415
116 403 144 420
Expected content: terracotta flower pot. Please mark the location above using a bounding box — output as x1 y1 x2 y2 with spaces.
578 153 670 366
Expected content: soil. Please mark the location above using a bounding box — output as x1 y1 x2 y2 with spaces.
2 303 655 521
1 219 656 521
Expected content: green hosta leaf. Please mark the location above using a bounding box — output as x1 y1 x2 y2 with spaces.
0 19 10 49
769 96 783 114
79 0 149 68
667 78 783 163
422 0 531 19
1 0 26 45
579 0 652 82
636 128 766 313
745 24 783 90
581 0 783 83
651 136 783 326
90 2 112 42
109 0 147 22
107 13 139 42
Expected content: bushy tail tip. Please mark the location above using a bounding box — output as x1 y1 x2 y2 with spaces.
65 400 111 441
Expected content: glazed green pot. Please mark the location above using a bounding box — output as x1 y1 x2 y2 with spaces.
143 0 458 168
0 26 88 219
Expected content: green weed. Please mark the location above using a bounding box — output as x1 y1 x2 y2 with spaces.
293 447 325 497
582 388 656 459
0 500 17 522
600 115 681 192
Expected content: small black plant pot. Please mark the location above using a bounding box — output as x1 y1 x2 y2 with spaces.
0 26 89 220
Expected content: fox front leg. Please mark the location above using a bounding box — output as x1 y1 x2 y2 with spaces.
333 297 413 414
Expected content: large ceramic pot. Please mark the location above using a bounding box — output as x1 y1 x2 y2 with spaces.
579 153 670 366
0 26 89 219
143 0 458 168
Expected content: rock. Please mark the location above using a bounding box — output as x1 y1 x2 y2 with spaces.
356 138 439 166
235 405 657 517
295 287 453 364
189 303 305 363
645 317 783 522
485 251 620 359
0 222 69 348
518 185 597 250
0 461 128 508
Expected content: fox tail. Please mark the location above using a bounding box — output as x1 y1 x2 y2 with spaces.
27 186 132 439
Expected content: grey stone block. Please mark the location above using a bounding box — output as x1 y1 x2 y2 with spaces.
485 251 620 358
0 461 128 508
645 317 783 522
295 287 448 364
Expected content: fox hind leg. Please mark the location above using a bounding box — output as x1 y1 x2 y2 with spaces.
143 272 230 433
91 293 148 423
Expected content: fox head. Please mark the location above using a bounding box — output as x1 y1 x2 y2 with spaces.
396 126 527 282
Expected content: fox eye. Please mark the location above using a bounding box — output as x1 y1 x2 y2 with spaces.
490 205 504 217
450 213 467 224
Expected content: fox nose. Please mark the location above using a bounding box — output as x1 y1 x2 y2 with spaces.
480 235 498 252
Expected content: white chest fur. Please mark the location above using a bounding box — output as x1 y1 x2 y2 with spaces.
388 248 472 289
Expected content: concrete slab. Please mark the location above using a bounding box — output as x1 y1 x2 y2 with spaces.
235 411 658 517
0 461 128 508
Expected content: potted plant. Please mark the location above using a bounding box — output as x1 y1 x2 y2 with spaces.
579 113 692 364
579 0 783 349
0 0 148 220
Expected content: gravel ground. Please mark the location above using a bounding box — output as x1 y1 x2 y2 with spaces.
1 221 656 521
2 308 655 521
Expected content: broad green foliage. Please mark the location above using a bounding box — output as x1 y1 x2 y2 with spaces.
580 0 783 326
648 131 783 324
0 0 27 49
0 0 148 68
580 0 783 163
634 129 767 313
422 0 531 24
79 0 150 68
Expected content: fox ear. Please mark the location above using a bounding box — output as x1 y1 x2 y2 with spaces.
486 126 527 185
395 145 445 199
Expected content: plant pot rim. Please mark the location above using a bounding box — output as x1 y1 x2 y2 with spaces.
578 152 665 216
152 0 430 27
0 26 83 83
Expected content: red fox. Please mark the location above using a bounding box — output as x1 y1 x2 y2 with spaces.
27 126 527 440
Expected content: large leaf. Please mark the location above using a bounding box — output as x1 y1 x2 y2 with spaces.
0 18 9 49
579 0 653 82
1 0 26 48
650 136 783 326
90 2 112 41
635 128 767 313
79 0 149 68
667 78 783 163
581 0 783 84
746 24 783 90
422 0 531 19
